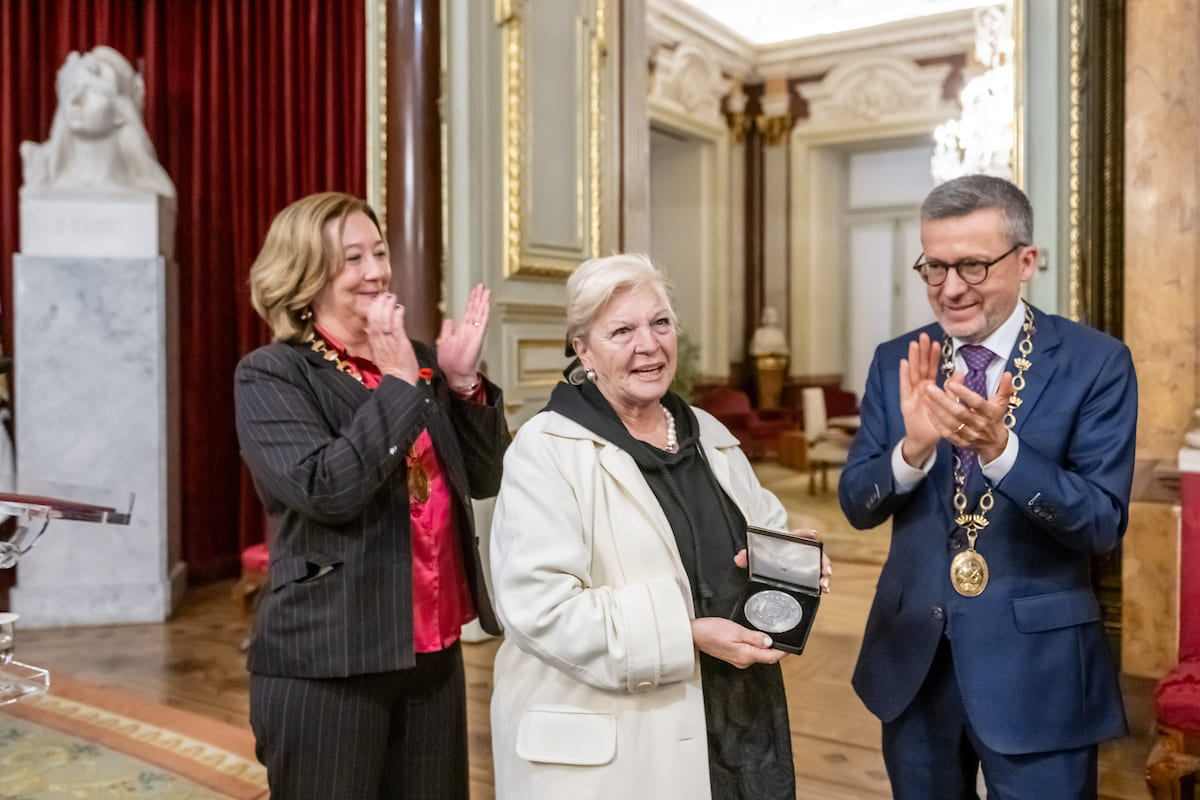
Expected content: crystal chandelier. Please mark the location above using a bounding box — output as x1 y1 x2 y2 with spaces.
931 3 1015 184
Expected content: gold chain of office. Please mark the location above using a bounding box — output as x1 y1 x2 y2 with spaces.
307 334 432 503
938 302 1035 597
308 334 363 381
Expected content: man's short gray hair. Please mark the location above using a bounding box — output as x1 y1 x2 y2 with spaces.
921 175 1033 246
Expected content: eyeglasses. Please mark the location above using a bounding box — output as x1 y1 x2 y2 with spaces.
912 243 1026 286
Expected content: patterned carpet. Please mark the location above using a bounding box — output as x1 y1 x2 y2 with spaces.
752 461 892 565
0 674 267 799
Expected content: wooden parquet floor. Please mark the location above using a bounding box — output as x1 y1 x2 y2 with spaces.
12 464 1157 799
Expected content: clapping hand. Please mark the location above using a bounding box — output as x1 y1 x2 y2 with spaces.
366 292 419 385
898 333 946 467
437 284 490 388
932 371 1015 465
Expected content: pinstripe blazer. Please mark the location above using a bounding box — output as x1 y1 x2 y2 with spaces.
235 337 509 679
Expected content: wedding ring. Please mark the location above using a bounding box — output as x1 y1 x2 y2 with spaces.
473 321 480 327
383 331 394 336
954 422 966 433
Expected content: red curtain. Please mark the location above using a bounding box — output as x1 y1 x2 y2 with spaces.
0 0 145 367
1 0 365 582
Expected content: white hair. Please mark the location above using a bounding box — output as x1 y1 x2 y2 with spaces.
565 253 676 349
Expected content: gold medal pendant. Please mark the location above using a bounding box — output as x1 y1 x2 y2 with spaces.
951 533 989 597
951 486 995 598
407 457 430 504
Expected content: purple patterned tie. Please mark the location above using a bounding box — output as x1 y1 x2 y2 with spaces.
954 344 996 479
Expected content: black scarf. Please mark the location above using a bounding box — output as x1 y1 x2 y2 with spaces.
544 380 748 616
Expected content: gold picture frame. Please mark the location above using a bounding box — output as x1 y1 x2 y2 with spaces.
495 0 606 280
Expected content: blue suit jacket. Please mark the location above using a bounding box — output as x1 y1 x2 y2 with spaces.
838 305 1136 755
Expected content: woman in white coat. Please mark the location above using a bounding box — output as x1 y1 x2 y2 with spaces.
489 253 830 800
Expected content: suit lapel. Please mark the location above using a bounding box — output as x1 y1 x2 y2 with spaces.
1004 305 1061 438
930 443 958 526
428 393 472 501
298 342 371 410
928 349 957 525
299 342 471 498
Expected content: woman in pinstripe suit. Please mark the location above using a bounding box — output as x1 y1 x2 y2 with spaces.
235 192 510 799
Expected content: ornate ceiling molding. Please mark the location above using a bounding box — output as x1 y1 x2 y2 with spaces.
755 9 977 77
648 0 977 82
797 53 959 129
648 42 732 128
647 0 757 82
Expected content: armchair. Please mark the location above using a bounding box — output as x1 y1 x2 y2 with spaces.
800 387 853 494
698 387 794 460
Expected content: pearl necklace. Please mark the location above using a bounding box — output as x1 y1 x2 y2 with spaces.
662 404 677 453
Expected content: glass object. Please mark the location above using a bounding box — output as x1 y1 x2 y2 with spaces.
0 483 132 704
0 613 50 705
0 483 133 568
931 3 1017 184
912 243 1024 286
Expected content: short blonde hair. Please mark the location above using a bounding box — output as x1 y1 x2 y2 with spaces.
248 192 382 341
566 253 676 350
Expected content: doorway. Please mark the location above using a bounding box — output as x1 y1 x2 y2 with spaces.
647 115 732 382
650 125 707 341
841 141 936 396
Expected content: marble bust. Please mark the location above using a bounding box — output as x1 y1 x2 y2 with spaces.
19 46 175 201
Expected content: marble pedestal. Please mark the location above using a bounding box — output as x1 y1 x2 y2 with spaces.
10 254 184 627
754 355 787 410
20 190 175 259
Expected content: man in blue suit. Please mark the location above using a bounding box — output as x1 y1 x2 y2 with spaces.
838 175 1136 799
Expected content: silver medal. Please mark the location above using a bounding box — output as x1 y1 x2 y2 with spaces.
743 589 802 633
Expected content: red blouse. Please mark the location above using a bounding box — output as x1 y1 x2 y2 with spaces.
314 326 476 652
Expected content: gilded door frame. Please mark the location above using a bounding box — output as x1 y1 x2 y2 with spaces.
1068 0 1125 336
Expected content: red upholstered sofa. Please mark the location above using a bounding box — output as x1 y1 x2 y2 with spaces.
1146 465 1200 797
697 387 794 460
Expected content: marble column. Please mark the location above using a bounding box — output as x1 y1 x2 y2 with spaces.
11 190 183 627
1120 0 1200 677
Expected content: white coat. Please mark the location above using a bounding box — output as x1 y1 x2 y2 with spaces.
489 405 789 800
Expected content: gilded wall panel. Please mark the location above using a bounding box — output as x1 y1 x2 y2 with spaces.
497 0 606 280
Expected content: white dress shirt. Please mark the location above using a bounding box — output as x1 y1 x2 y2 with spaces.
892 300 1027 492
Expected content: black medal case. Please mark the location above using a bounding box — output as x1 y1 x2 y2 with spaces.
729 526 823 655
